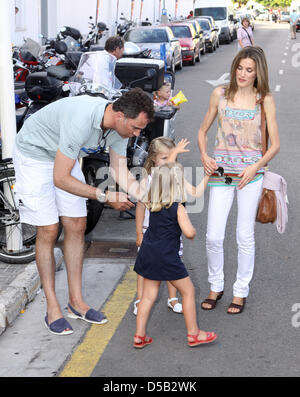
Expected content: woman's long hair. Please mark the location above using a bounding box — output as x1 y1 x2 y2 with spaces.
224 46 270 101
146 162 186 212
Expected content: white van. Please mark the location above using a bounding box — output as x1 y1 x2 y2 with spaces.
194 0 236 44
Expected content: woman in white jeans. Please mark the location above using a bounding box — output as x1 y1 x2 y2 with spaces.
198 46 280 314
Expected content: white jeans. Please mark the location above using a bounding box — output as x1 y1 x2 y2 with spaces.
206 178 263 298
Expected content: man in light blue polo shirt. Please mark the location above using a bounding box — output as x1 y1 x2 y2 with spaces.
13 88 154 335
290 9 299 39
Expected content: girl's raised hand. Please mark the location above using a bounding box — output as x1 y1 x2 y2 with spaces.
176 138 190 154
168 139 190 163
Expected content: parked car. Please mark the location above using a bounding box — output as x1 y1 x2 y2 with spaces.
184 19 205 55
296 18 300 32
256 12 270 21
123 26 182 73
279 11 290 23
195 16 220 46
163 22 201 65
197 18 218 52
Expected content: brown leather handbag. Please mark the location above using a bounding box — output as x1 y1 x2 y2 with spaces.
256 99 277 224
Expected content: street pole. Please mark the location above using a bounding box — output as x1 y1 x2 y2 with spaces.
0 0 23 252
95 0 100 24
115 0 120 34
0 1 16 159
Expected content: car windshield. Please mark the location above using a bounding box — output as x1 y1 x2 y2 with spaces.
169 25 191 38
198 20 210 30
195 7 226 21
124 29 168 43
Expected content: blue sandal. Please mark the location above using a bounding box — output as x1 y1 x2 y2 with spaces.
67 303 108 325
44 314 73 336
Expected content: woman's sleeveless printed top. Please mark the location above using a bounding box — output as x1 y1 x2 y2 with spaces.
208 88 264 187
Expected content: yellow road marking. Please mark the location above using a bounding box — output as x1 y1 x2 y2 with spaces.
59 265 136 377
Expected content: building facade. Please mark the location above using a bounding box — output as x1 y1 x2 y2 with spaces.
12 0 195 46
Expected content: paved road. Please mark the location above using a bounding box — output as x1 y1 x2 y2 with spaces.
89 22 300 378
1 21 300 380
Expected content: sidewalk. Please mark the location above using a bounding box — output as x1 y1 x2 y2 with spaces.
0 206 137 337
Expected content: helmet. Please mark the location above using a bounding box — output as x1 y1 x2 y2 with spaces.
97 22 107 31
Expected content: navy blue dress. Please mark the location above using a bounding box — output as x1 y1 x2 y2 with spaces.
134 202 189 281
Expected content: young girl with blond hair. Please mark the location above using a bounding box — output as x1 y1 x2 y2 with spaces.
133 160 217 349
134 137 184 315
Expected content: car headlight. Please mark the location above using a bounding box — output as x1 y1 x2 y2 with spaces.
151 49 160 58
182 46 193 51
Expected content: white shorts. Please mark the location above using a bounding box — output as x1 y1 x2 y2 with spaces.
13 146 87 226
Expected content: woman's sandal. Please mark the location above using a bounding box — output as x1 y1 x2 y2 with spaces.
201 291 224 311
227 298 246 315
133 334 153 349
187 330 217 347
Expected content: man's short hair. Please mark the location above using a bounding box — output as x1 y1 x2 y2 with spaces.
105 36 124 52
112 88 154 122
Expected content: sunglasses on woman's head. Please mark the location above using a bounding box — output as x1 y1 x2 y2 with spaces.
216 167 233 185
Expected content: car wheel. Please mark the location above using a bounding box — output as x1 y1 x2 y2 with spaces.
226 34 231 44
201 45 205 55
208 42 213 53
216 38 219 48
190 52 196 66
176 55 183 70
196 50 200 62
170 57 175 73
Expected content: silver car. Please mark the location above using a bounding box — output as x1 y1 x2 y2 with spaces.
123 26 183 73
279 12 290 23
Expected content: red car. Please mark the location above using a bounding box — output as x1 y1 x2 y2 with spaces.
162 22 201 65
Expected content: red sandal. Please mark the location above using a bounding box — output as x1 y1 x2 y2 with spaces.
187 330 217 347
133 334 153 349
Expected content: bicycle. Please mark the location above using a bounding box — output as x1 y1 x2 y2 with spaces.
0 158 36 264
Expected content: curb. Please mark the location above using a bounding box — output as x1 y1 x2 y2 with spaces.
0 248 63 336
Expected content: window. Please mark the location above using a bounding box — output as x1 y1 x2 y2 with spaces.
124 29 168 43
199 20 210 31
169 26 191 38
15 0 25 31
194 7 226 21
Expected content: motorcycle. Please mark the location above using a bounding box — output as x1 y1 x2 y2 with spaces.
116 13 135 37
58 16 108 52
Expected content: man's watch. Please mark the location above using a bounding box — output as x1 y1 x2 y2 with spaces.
97 191 107 203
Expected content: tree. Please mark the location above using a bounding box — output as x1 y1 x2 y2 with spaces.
256 0 292 7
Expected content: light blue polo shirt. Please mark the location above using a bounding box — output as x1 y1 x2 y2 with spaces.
290 12 299 24
16 95 128 161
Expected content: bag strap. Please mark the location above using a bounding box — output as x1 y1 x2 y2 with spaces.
256 96 269 156
242 27 253 45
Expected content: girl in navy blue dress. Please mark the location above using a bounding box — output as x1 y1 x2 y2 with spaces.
133 162 217 348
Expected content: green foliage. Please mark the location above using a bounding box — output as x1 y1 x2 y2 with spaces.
256 0 292 7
